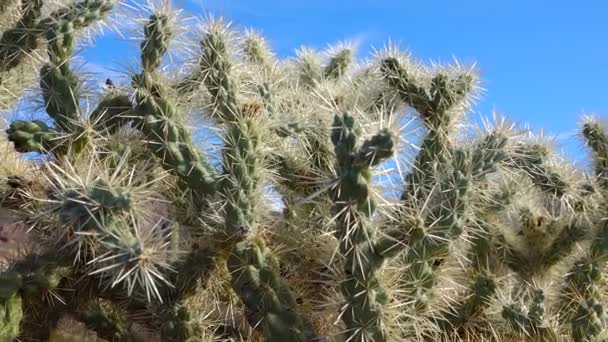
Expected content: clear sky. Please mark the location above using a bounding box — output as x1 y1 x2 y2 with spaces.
83 0 608 161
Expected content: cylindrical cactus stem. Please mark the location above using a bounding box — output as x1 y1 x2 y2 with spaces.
400 149 471 309
564 220 608 340
88 92 133 133
582 119 608 190
242 29 275 71
0 252 72 300
330 112 394 341
0 250 73 340
507 142 568 197
39 0 118 133
502 289 546 335
380 56 475 202
375 129 509 262
198 19 241 123
571 292 608 342
132 13 217 196
439 271 497 330
296 47 323 88
41 0 117 32
227 237 319 342
6 119 59 153
324 47 352 80
198 19 318 339
0 0 43 74
0 292 22 341
219 111 319 340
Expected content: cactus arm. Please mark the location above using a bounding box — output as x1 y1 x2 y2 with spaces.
564 220 608 340
572 293 608 342
582 120 608 190
324 48 352 80
506 143 568 197
330 112 394 341
296 48 322 88
0 0 43 74
438 271 496 329
197 21 319 341
242 30 275 71
0 292 22 341
379 57 432 116
6 119 59 153
40 0 118 133
89 93 133 133
502 289 546 336
132 14 217 196
376 130 508 259
380 57 475 205
228 237 319 342
198 23 241 123
0 251 73 340
41 0 117 32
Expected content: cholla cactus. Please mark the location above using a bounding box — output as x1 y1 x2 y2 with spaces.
0 1 607 341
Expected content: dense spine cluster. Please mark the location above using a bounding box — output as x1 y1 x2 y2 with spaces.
0 1 606 341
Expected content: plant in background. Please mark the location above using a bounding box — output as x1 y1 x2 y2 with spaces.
0 1 607 341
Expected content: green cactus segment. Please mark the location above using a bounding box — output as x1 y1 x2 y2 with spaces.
400 150 471 311
501 289 545 334
243 31 274 70
78 300 132 342
44 0 116 31
0 0 43 73
227 238 319 342
582 121 608 190
502 304 534 333
566 221 608 341
133 78 217 195
380 57 474 202
199 24 242 123
297 48 322 88
221 118 262 237
324 48 352 80
470 132 509 178
58 180 130 232
0 292 22 341
572 294 608 342
507 143 568 197
133 14 217 196
89 94 133 132
330 112 394 342
40 21 80 131
400 130 509 311
440 271 496 329
141 13 171 72
6 119 58 152
219 111 317 340
39 0 117 133
0 251 71 338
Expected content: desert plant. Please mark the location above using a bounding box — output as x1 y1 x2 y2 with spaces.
0 1 606 341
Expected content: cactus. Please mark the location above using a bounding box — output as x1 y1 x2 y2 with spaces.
1 2 608 341
330 112 394 341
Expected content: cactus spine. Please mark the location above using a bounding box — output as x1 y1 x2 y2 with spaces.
1 2 608 341
330 112 394 341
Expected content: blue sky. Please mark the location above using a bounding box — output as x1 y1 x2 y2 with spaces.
83 0 608 161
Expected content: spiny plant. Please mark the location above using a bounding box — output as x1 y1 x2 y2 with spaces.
0 1 607 341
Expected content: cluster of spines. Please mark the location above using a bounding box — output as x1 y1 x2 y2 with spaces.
330 112 394 341
1 3 608 341
132 12 217 196
197 19 321 341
